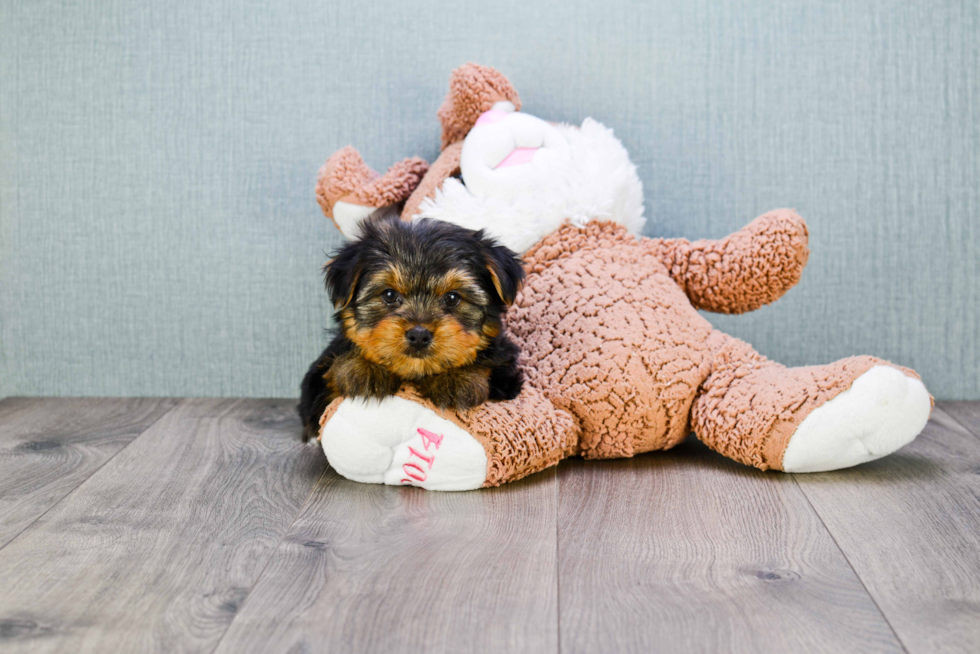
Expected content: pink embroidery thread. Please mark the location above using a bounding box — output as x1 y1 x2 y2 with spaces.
417 428 443 450
408 446 435 467
403 462 427 482
401 428 446 485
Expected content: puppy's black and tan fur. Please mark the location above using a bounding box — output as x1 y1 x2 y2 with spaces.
299 214 525 442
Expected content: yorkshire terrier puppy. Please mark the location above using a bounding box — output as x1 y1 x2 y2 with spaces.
298 213 526 442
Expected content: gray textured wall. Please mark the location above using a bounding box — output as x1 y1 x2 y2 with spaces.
1 0 977 400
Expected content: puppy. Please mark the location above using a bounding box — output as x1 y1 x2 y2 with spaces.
298 213 526 442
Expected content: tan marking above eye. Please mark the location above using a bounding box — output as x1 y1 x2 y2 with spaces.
379 265 409 295
434 270 475 294
434 269 488 305
356 266 410 305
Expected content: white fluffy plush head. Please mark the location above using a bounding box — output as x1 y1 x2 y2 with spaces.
413 107 646 255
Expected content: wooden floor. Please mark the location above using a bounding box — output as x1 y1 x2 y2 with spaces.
0 399 978 653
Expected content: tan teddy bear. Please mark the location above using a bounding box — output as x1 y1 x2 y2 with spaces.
311 64 932 491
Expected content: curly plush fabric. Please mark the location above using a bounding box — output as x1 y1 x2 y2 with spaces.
315 146 428 222
645 210 811 314
513 221 717 459
437 63 521 150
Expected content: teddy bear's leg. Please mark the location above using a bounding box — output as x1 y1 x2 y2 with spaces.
317 386 579 491
691 333 931 472
315 146 429 238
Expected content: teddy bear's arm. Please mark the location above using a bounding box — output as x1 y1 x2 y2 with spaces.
644 209 810 314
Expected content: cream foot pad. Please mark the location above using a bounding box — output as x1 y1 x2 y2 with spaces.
782 366 931 473
320 397 488 491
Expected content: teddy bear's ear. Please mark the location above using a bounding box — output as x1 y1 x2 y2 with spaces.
437 63 521 150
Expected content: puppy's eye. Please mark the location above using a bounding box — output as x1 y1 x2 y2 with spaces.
381 289 400 306
444 291 461 308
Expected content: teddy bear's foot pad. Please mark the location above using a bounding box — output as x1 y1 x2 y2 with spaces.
782 365 930 473
320 397 488 491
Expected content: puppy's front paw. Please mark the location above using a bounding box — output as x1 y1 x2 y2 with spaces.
418 367 490 410
329 354 402 399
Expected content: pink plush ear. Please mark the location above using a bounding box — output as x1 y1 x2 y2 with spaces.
437 63 521 149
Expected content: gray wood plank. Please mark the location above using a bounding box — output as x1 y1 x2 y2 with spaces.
0 398 325 654
213 467 559 654
795 406 980 654
0 397 27 420
0 397 179 548
557 440 903 654
940 400 980 440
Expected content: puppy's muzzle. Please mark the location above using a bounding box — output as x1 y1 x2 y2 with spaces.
405 326 433 354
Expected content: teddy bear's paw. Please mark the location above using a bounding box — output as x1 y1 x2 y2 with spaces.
781 365 931 473
320 397 488 491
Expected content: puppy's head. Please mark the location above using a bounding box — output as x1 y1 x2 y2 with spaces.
324 215 525 379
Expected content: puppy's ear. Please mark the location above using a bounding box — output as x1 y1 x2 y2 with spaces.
480 234 525 306
323 243 363 310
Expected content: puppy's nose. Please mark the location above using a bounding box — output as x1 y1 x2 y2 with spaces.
405 326 433 349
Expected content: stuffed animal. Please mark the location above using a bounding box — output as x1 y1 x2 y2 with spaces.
311 63 932 491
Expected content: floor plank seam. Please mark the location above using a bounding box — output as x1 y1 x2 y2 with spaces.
555 468 563 654
206 457 331 654
791 476 910 654
938 402 980 442
0 398 186 553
